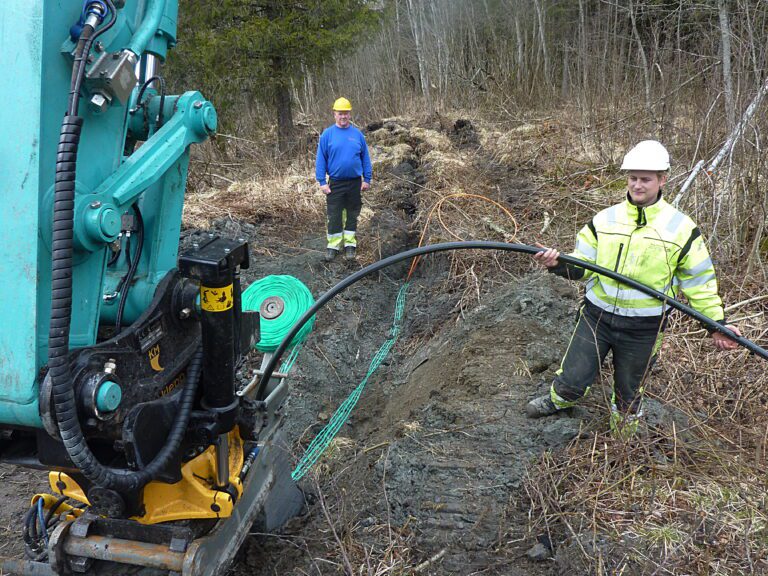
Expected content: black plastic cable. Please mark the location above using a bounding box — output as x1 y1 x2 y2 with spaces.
255 241 768 400
115 204 143 333
44 496 68 527
107 237 121 266
136 75 167 129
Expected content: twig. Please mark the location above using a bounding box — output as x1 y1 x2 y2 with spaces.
314 480 355 576
725 294 768 312
414 548 446 573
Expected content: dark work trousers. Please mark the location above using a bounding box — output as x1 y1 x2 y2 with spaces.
326 178 363 248
553 303 663 413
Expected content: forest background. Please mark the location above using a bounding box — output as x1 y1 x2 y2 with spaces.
169 0 768 267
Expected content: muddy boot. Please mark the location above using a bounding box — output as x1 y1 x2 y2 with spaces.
324 248 338 262
526 394 560 418
344 246 356 261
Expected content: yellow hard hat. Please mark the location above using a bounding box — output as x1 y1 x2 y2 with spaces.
332 97 352 111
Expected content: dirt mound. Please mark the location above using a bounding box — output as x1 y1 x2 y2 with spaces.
231 257 586 574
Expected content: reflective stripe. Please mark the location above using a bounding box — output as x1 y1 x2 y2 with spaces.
586 290 665 316
681 256 713 277
551 386 579 409
605 205 620 224
342 229 357 247
665 210 686 234
599 279 672 301
327 232 343 249
679 272 715 289
575 238 597 261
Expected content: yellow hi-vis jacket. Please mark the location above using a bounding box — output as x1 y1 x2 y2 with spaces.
559 194 724 323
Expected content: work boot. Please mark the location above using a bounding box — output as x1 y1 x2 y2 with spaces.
324 248 338 262
344 246 356 261
526 394 560 418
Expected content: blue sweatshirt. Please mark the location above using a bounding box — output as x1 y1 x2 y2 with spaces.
315 124 372 186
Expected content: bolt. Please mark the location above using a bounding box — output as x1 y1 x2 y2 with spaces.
89 93 108 114
179 307 192 320
90 200 102 209
94 41 104 53
208 232 215 238
192 242 199 249
104 359 117 374
113 52 120 59
100 70 107 76
194 101 204 109
223 248 231 254
237 237 245 242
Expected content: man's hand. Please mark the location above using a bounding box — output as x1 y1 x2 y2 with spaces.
320 184 331 195
533 242 560 268
361 181 371 191
712 324 742 351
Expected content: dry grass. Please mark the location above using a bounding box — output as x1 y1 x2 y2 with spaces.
183 164 323 233
523 292 768 575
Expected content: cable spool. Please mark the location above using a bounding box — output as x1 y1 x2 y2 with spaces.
241 275 315 352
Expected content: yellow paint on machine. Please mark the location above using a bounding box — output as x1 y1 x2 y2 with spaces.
47 429 246 525
148 344 164 372
200 284 234 312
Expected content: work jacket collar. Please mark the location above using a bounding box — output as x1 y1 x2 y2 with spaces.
624 191 666 227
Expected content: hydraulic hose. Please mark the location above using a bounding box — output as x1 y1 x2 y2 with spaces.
255 241 768 400
114 204 144 332
136 75 167 129
48 1 201 494
126 0 166 57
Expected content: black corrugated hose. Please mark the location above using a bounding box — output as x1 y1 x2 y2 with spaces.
254 241 768 400
48 1 203 493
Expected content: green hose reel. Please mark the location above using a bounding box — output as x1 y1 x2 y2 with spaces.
241 275 315 352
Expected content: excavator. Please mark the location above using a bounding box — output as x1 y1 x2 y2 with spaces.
0 1 306 574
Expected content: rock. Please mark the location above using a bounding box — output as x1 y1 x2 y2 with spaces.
542 417 582 446
526 542 551 561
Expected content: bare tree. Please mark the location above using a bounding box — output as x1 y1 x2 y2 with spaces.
718 0 736 131
406 0 433 114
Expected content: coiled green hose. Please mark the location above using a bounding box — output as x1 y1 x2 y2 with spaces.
241 275 315 352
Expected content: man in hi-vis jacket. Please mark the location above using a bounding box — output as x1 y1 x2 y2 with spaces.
527 140 741 436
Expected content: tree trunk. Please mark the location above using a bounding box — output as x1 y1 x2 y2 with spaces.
532 0 550 87
271 56 294 153
578 0 587 92
406 0 433 114
514 9 524 84
628 0 652 120
718 0 735 131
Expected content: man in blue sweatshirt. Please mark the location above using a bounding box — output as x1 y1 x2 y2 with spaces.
315 97 373 262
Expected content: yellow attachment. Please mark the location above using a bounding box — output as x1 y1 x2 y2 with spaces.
49 429 246 525
32 492 83 521
49 472 87 503
332 97 352 111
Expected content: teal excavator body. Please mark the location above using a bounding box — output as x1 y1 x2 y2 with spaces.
0 0 215 427
0 2 303 575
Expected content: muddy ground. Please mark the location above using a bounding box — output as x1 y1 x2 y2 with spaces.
0 118 618 575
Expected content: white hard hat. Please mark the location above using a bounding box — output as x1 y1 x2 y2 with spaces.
620 140 670 171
